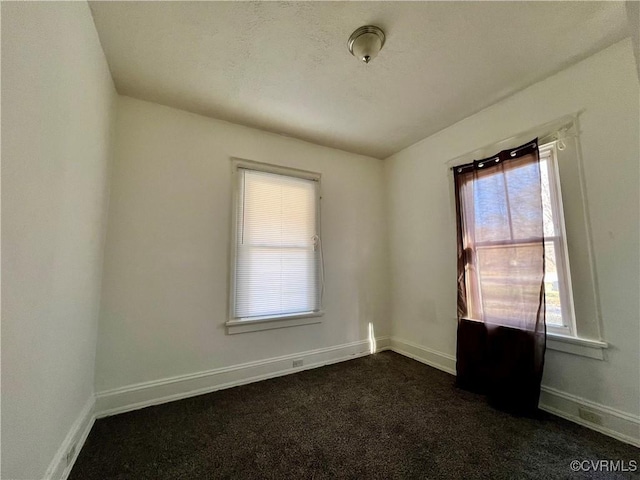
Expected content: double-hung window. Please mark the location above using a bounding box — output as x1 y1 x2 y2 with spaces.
228 160 322 333
457 141 576 334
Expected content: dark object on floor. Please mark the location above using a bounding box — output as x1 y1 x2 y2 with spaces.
71 352 639 479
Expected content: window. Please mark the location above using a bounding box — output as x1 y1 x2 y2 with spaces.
455 141 576 334
456 141 546 332
539 143 576 336
228 160 322 333
452 122 607 358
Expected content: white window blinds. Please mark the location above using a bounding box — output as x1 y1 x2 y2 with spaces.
233 167 321 320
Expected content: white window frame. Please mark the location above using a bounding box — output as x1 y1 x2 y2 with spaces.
226 158 323 335
539 142 577 337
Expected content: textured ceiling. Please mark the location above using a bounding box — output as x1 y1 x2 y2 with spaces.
89 1 629 159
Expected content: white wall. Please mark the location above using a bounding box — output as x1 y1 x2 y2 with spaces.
95 96 389 392
385 39 639 416
627 1 640 80
1 2 116 479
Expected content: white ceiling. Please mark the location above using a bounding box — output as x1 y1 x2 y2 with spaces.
89 1 629 159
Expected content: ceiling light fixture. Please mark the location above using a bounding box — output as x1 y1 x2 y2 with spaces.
348 25 385 64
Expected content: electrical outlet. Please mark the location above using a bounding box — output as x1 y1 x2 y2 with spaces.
578 408 602 425
66 444 76 466
292 359 303 368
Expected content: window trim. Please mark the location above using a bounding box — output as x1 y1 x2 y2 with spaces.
226 158 323 334
226 311 324 335
547 332 608 360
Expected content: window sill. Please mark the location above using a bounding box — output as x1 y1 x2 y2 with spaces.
226 311 324 335
546 332 608 360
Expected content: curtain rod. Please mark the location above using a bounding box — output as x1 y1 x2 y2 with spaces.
445 112 582 171
450 140 538 172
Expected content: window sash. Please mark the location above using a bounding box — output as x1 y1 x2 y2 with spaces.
229 160 322 321
472 238 572 334
539 143 576 336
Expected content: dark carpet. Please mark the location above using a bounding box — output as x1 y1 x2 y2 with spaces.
71 352 639 479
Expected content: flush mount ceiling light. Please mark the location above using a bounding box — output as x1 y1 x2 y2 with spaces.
348 25 385 64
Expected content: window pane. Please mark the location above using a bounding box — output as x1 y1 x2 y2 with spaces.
242 170 316 247
236 246 317 318
505 162 544 240
544 241 563 327
474 162 544 243
476 244 544 327
474 171 511 242
539 156 557 238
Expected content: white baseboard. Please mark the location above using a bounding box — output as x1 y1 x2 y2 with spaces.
43 397 95 480
388 336 640 448
95 336 391 418
539 386 640 447
390 337 456 375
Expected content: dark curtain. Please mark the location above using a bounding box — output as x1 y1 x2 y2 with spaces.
454 139 546 416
